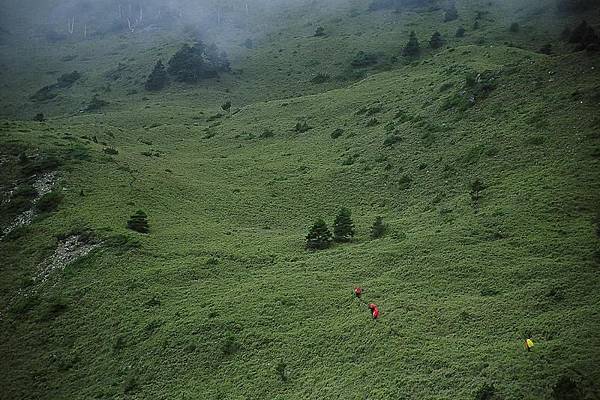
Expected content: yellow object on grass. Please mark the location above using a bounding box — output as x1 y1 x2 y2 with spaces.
525 339 534 351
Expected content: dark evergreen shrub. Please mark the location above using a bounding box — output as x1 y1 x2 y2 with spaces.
351 51 379 67
221 100 232 111
429 31 444 48
56 71 81 88
33 113 45 122
167 41 230 83
314 26 326 37
294 121 312 133
333 207 355 243
444 1 458 22
36 191 63 213
456 26 466 37
145 60 168 91
509 22 520 33
85 95 109 112
370 216 387 239
310 73 330 84
539 44 553 54
470 178 485 204
558 0 597 13
331 128 344 139
402 31 421 57
551 376 582 400
103 147 118 155
568 21 599 51
306 218 333 250
127 210 149 234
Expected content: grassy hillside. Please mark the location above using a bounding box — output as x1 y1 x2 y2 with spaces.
1 0 600 399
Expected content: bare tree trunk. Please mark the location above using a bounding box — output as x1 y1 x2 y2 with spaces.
84 24 87 39
68 17 75 34
139 5 143 24
245 2 249 15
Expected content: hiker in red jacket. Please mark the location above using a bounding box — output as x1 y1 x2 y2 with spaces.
368 303 379 319
354 287 363 298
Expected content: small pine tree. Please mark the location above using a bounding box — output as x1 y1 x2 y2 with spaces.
306 218 333 250
402 31 421 57
429 31 444 49
470 179 485 205
127 210 150 234
370 216 387 239
314 26 326 37
444 1 458 22
221 100 232 112
145 60 168 91
333 207 355 243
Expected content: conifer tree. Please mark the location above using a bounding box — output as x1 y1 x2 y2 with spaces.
306 218 333 250
370 216 387 239
145 60 168 91
127 210 150 233
402 31 421 57
333 207 355 243
444 1 458 22
429 31 444 49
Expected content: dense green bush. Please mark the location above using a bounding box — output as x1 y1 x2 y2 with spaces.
306 218 333 250
568 21 599 51
558 0 597 13
456 27 466 37
333 207 355 243
370 216 387 239
444 1 458 22
103 147 118 155
167 41 230 83
402 31 421 57
145 60 168 91
509 22 520 33
36 191 63 213
331 128 344 139
85 95 109 112
429 31 444 48
470 178 485 205
30 71 81 102
310 73 330 84
294 121 312 133
127 210 150 234
351 51 379 67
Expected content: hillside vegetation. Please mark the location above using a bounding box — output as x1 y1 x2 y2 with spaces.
1 0 600 399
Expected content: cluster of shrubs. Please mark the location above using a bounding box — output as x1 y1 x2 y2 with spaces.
442 70 498 111
30 71 81 102
557 0 597 13
145 40 231 91
368 0 438 12
127 210 149 234
564 21 599 52
305 208 388 250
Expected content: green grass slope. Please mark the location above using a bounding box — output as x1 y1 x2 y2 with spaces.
1 34 600 399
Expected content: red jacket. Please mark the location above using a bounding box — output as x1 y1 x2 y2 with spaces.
368 303 379 319
354 287 363 298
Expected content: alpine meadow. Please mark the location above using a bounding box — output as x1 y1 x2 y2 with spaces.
1 0 600 399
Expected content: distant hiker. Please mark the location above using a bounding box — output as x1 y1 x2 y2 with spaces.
354 287 363 298
524 338 534 352
368 303 379 319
